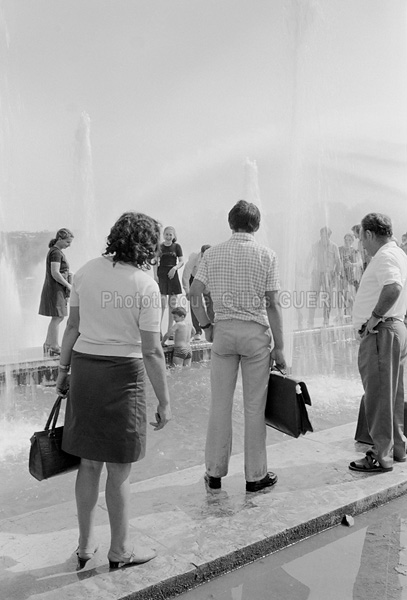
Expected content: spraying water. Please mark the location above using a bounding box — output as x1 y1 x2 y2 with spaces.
69 111 102 271
0 234 22 357
0 10 23 358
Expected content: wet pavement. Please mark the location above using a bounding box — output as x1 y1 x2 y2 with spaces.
176 493 407 599
2 421 407 600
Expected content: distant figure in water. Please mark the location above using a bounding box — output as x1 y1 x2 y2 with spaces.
308 226 341 328
162 306 195 367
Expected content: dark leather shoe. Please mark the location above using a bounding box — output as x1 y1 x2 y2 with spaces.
246 472 278 492
204 473 221 489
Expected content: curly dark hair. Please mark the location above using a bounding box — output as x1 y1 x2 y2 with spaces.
361 213 393 238
103 212 161 269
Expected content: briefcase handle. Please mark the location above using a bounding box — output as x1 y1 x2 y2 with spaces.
271 364 288 377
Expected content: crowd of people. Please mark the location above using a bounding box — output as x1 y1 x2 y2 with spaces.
304 224 407 328
36 206 407 571
38 221 407 355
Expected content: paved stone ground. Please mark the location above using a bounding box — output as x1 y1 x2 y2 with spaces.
1 422 407 600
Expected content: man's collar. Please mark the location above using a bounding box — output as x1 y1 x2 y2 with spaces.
231 231 255 240
372 239 397 257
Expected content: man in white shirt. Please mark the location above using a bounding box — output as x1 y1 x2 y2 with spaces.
349 213 407 473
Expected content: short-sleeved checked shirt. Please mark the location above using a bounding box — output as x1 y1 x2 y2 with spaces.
194 232 280 327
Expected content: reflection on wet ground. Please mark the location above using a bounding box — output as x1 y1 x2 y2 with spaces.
0 367 363 518
177 493 407 600
0 329 363 519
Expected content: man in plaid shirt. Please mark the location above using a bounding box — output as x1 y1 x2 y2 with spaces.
190 200 286 492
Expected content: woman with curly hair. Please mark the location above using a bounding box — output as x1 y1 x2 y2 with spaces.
55 212 171 570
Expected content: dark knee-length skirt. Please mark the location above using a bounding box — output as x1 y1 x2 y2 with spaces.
157 266 182 296
62 351 147 463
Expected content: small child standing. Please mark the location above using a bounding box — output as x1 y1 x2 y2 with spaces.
162 307 195 367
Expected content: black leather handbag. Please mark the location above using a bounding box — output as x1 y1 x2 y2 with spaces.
29 395 80 481
265 369 313 438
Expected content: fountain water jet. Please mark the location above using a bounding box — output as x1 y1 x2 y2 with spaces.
0 234 22 358
69 111 103 271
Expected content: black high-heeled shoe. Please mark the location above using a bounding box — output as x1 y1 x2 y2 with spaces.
76 546 98 570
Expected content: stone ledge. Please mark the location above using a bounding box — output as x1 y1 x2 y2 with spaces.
2 422 407 600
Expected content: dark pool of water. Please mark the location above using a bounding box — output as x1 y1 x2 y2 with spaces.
176 493 407 600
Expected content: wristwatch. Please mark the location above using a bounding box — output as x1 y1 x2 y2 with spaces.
372 310 385 321
200 322 212 330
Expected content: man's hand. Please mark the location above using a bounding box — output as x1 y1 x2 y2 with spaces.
203 324 214 342
366 315 382 335
271 348 286 372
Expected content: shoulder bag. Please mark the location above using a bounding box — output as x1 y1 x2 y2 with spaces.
29 395 80 481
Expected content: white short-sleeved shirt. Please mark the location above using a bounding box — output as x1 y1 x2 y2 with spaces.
70 256 161 357
353 241 407 330
194 232 280 328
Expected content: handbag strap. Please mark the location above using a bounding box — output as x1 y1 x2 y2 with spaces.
44 396 63 431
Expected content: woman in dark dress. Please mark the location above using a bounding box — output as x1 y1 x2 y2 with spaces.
38 228 74 355
156 226 184 336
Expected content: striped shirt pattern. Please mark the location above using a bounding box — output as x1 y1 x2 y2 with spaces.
194 232 280 327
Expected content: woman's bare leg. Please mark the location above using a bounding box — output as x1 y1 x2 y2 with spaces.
45 316 64 348
160 294 167 334
105 462 132 554
75 459 104 550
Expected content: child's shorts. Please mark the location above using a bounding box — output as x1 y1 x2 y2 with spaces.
173 346 192 360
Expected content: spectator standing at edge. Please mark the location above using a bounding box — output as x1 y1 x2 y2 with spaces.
349 213 407 473
189 200 286 493
39 228 74 356
182 244 213 340
56 212 171 570
155 226 184 338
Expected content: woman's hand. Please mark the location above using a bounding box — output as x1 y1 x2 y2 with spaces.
56 372 70 397
150 404 172 430
167 267 176 280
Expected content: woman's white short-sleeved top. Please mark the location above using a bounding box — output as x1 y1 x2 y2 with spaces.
70 256 161 357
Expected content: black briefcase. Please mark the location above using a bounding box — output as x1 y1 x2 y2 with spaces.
265 369 313 438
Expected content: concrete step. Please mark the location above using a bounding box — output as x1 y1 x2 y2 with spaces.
1 421 407 600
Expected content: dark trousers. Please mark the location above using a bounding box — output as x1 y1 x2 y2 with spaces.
189 275 214 334
357 320 407 468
